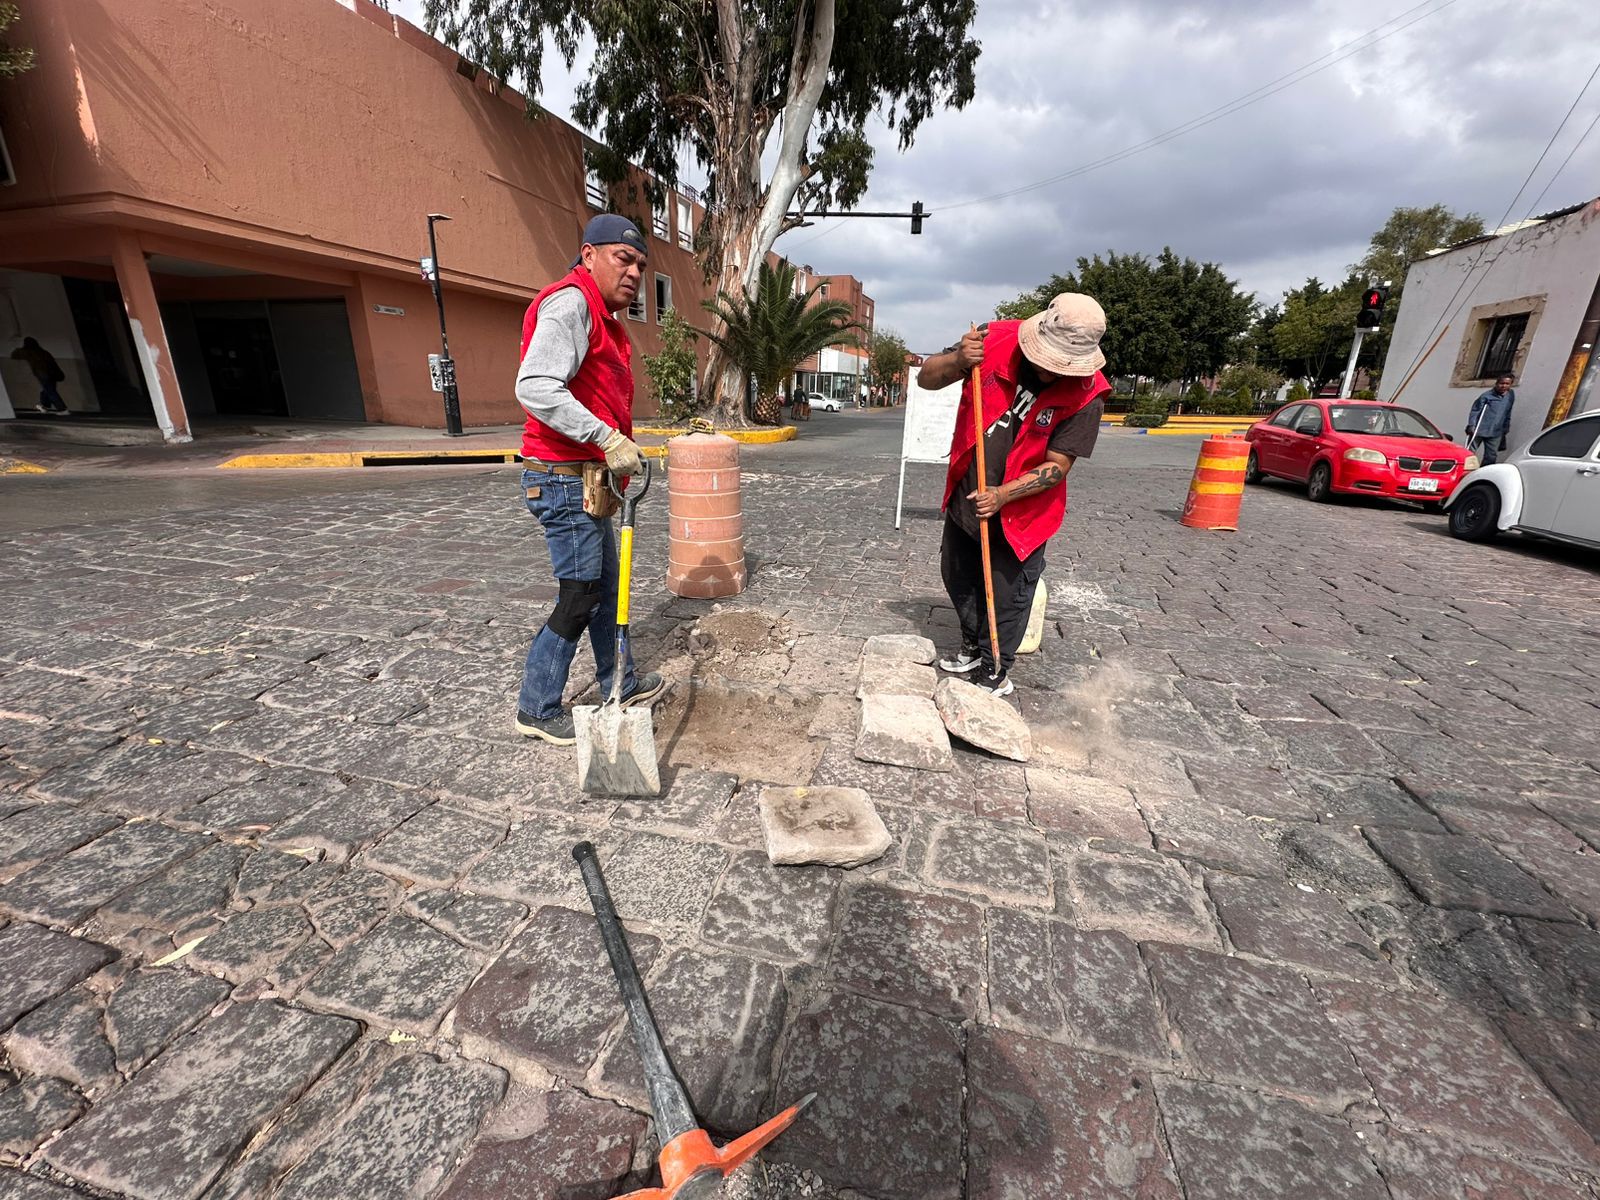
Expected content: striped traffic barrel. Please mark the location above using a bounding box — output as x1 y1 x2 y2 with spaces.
1180 434 1249 531
665 433 747 598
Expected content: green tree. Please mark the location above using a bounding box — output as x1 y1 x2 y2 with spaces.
1354 204 1486 292
1215 363 1283 412
868 327 909 400
424 0 978 421
701 260 859 425
642 310 700 424
1271 275 1366 388
1 3 35 77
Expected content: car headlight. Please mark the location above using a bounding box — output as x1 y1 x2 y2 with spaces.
1343 447 1387 464
1464 454 1480 471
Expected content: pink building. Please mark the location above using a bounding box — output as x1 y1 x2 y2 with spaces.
0 0 717 440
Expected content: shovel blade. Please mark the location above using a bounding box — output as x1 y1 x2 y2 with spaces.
574 703 661 796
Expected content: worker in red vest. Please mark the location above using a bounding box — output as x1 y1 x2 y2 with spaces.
513 215 666 744
916 294 1111 696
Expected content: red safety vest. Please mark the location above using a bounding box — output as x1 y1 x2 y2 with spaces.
519 267 635 464
942 320 1110 560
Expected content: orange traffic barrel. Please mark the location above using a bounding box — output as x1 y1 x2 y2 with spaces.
1181 434 1248 531
666 433 747 598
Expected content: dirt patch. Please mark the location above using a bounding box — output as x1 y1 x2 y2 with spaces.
655 675 824 785
681 608 796 685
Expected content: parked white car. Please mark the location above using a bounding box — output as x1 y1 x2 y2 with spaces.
1445 412 1600 549
809 393 844 412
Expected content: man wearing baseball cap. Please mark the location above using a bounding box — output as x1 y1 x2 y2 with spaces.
513 213 665 744
916 294 1111 696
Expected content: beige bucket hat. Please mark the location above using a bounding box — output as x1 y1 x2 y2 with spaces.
1018 292 1107 376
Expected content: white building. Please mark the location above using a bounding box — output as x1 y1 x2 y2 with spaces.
1379 197 1600 447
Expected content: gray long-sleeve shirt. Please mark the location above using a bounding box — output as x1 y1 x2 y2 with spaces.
514 287 613 446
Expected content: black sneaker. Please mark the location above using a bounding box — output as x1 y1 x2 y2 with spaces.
621 671 665 708
938 647 983 674
973 671 1015 698
515 709 576 745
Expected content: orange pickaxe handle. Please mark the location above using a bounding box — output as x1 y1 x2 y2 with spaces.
968 336 1002 676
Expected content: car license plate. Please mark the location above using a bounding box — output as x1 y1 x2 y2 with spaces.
1407 478 1439 493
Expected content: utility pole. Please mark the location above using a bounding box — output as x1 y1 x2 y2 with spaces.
1338 328 1368 400
424 213 464 437
1341 285 1389 400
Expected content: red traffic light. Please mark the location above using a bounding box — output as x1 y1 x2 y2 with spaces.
1363 289 1382 307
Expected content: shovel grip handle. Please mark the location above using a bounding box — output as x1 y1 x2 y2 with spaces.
572 842 698 1141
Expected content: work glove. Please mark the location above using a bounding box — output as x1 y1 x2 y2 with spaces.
601 427 645 476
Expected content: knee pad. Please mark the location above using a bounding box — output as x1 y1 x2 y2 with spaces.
547 578 604 640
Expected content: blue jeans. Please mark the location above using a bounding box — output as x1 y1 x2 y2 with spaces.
517 468 636 719
1469 435 1501 466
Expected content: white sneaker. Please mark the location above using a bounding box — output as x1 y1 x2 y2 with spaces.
938 647 983 674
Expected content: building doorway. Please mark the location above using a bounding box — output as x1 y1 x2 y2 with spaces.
194 314 288 417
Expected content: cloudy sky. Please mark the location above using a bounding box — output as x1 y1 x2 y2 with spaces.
392 0 1600 352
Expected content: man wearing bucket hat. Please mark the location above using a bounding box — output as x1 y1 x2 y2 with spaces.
512 213 666 745
917 294 1112 696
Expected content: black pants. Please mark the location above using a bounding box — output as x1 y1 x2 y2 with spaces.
940 516 1044 675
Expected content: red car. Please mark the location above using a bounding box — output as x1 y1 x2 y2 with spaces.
1244 399 1478 504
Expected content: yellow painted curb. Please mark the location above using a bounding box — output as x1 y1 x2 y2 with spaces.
1 457 48 474
218 448 523 470
635 425 797 445
1145 427 1252 437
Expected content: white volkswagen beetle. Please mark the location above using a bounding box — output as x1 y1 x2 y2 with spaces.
1445 412 1600 548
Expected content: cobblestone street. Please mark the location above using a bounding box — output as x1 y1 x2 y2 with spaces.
2 413 1599 1198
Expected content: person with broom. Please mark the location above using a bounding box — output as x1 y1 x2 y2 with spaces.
513 214 666 745
916 294 1111 696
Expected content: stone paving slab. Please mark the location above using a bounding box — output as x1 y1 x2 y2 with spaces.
923 816 1051 906
260 781 430 863
0 1170 98 1198
1141 795 1284 877
464 816 601 909
700 851 840 963
1364 827 1572 920
1155 1077 1388 1199
90 842 248 935
967 1028 1179 1198
0 924 115 1032
827 883 984 1019
405 889 527 952
0 806 121 885
0 1076 85 1163
4 989 115 1092
357 803 505 887
453 905 659 1081
44 1002 358 1200
1371 1127 1600 1200
595 948 785 1133
274 1054 504 1199
1024 770 1150 846
301 916 481 1033
187 907 318 985
1207 873 1390 980
0 822 209 925
437 1085 650 1200
771 990 964 1200
1146 943 1369 1107
103 969 230 1075
1500 1011 1600 1141
1317 980 1599 1168
1061 850 1218 947
855 694 953 773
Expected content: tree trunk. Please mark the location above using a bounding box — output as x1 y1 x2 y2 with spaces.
753 392 784 424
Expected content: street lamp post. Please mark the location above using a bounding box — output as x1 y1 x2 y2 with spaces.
425 213 464 437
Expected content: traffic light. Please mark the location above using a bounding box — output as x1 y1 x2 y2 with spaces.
1357 286 1388 329
910 201 925 235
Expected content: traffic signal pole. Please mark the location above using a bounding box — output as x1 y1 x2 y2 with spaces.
1339 328 1367 400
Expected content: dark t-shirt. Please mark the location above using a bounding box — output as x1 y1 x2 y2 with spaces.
948 355 1102 537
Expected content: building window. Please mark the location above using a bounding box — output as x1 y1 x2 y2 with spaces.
676 197 693 250
654 274 673 322
819 282 829 298
1475 313 1529 379
652 196 669 240
627 291 646 322
1451 295 1545 387
585 163 606 209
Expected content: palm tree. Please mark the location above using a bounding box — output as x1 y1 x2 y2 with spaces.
701 261 861 425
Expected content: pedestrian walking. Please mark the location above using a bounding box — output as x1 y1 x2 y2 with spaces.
916 294 1111 695
9 337 70 414
1467 374 1516 465
513 214 666 744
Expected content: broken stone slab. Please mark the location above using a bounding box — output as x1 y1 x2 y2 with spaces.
105 969 230 1075
4 989 116 1092
934 677 1031 763
0 923 116 1033
855 695 953 773
855 656 938 701
862 634 936 664
0 1075 86 1162
759 786 892 868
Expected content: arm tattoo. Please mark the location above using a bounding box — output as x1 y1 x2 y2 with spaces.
1007 462 1065 500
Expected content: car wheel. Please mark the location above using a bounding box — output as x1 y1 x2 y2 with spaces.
1306 461 1334 503
1448 482 1501 541
1244 449 1263 484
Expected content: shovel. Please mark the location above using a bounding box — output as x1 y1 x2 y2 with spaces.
573 841 815 1198
575 460 661 796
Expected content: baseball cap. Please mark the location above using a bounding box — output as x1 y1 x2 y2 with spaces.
570 214 648 269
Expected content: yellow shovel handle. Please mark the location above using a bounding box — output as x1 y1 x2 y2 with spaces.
617 525 633 626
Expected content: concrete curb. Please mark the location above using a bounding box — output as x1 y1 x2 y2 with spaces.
635 425 797 445
215 445 674 470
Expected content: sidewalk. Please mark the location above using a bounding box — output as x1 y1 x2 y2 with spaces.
0 416 796 474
